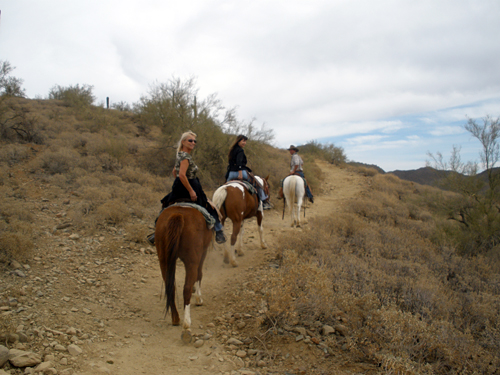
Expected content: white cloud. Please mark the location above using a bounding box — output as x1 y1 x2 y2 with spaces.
1 0 500 170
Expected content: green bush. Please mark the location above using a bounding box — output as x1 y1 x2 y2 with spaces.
48 84 95 108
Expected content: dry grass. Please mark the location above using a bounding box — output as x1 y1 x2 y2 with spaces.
258 172 500 374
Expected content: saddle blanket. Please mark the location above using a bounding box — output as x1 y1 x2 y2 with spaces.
166 202 215 229
225 181 263 212
226 180 257 195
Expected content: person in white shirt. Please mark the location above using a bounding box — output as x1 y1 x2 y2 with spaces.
287 145 314 203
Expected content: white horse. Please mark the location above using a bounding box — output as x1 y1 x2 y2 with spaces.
283 175 306 227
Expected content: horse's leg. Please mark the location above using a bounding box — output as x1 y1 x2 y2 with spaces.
227 220 241 267
194 250 207 306
180 262 198 343
296 197 303 228
236 221 244 256
290 202 296 227
158 246 180 325
256 211 267 249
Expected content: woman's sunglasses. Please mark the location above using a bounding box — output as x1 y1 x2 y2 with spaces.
187 139 197 143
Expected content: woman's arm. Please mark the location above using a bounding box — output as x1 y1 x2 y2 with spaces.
178 159 197 201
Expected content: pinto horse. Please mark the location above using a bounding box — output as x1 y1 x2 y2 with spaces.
283 175 306 227
212 176 269 267
155 205 212 343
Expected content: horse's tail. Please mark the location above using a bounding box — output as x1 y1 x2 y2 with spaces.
212 186 228 210
162 213 184 314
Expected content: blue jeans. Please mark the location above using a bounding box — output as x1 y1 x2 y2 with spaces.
295 171 313 199
227 171 268 201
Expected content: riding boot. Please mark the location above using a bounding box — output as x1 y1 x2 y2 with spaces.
215 230 226 244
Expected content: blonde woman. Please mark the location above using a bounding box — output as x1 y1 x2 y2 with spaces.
149 131 226 245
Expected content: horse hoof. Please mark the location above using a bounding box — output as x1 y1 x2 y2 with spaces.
237 251 244 257
181 330 192 344
195 298 203 306
231 261 238 268
261 243 268 249
223 256 230 264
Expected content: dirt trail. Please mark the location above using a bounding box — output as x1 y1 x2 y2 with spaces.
2 161 367 375
86 161 367 375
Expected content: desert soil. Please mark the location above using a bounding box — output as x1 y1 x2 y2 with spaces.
1 160 370 375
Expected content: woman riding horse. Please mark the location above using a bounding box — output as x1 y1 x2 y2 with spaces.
148 131 226 244
226 135 272 210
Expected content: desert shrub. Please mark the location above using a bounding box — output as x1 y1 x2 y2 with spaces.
0 144 32 166
35 147 81 174
99 154 122 172
77 186 112 215
48 173 68 189
118 166 154 186
96 199 130 225
0 218 34 264
354 166 379 177
263 178 500 373
298 140 347 165
48 84 95 108
124 223 149 243
259 249 336 326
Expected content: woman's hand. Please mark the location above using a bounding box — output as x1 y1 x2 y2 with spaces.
189 190 197 202
238 171 243 180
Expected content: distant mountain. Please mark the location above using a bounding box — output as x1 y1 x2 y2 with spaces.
347 162 385 174
388 167 449 186
350 162 499 188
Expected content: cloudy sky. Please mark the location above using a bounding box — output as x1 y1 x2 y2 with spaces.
2 0 499 171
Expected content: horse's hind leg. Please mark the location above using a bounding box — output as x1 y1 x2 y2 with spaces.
194 281 203 306
290 203 297 227
180 264 198 343
236 222 244 256
225 221 241 267
256 211 267 249
296 198 303 227
194 251 207 306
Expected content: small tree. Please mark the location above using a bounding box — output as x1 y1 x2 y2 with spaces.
427 115 500 255
0 61 26 98
465 115 500 194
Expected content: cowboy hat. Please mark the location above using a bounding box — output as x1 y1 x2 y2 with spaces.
287 145 299 152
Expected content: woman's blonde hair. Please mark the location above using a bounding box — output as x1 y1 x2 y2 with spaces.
177 131 197 152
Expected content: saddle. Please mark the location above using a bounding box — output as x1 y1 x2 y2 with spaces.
224 180 257 196
164 202 216 229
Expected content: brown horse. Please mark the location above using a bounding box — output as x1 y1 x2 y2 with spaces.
155 205 212 343
212 176 269 267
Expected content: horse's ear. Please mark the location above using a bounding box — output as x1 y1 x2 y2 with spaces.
265 174 270 181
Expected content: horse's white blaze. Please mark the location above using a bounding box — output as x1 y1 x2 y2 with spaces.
183 304 191 329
